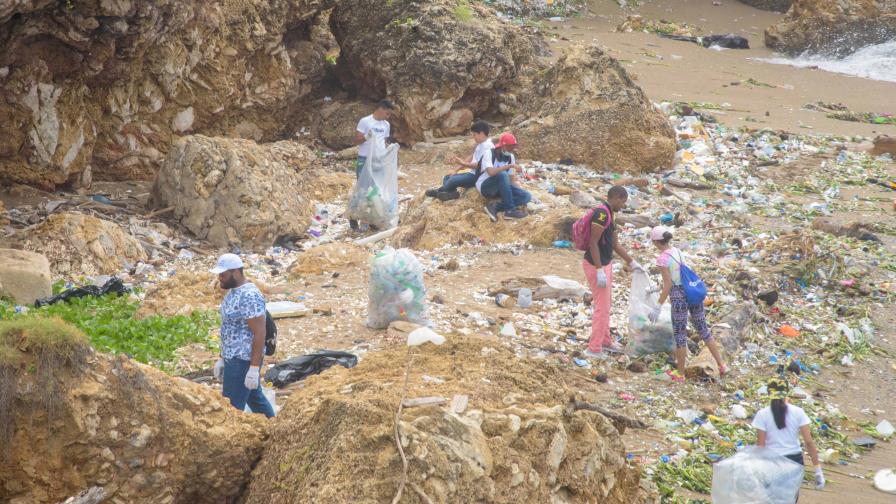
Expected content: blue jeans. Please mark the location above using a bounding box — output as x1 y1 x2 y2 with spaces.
479 171 531 212
222 357 275 418
439 172 478 192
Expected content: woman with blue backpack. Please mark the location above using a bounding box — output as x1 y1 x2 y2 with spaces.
648 226 728 382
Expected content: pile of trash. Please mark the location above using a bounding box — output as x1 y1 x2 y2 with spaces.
367 247 429 329
347 141 400 230
617 15 702 37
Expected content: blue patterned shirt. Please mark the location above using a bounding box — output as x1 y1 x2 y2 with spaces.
219 283 266 361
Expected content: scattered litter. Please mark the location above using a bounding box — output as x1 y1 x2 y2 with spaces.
264 350 358 388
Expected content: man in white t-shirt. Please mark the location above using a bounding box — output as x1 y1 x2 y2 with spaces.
425 121 493 201
351 99 394 230
477 132 531 221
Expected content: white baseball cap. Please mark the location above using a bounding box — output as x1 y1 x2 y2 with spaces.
650 226 671 241
210 253 244 274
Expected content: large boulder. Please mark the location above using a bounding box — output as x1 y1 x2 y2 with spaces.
765 0 896 56
311 99 378 151
242 337 655 503
392 188 575 250
737 0 792 12
513 45 676 173
0 0 334 189
0 317 267 504
329 0 542 142
149 135 329 249
21 212 147 276
0 248 52 304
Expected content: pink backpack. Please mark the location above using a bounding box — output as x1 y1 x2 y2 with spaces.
572 203 612 251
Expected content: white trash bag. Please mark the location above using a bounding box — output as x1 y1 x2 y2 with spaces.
626 268 675 356
347 136 399 230
367 247 429 329
711 447 804 504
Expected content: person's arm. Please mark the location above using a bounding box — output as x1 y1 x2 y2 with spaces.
657 266 672 305
353 119 368 146
800 425 820 466
486 163 515 176
353 131 366 146
454 156 476 168
756 429 767 447
246 315 266 367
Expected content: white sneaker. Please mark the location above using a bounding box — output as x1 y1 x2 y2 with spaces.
583 349 607 360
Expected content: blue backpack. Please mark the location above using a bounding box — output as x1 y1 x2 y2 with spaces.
670 254 707 305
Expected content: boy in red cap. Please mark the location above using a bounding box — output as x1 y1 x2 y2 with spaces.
477 132 531 220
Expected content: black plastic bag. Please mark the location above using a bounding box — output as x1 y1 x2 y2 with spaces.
264 350 358 388
34 277 129 307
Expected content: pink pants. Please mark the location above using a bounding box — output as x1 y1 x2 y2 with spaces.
582 260 613 352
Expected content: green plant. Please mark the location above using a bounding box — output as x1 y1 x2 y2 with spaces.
454 1 473 23
325 54 338 65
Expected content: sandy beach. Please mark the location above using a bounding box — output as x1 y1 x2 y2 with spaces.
547 0 895 138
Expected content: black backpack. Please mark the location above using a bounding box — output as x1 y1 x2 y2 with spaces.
264 310 277 356
475 147 512 177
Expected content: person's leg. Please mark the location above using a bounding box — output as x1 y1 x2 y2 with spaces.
583 261 613 353
350 157 367 230
221 358 251 411
689 301 726 371
492 171 516 212
510 186 531 208
441 172 477 192
670 286 690 375
582 260 602 352
246 387 275 418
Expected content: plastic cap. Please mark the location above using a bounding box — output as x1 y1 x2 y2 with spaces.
210 253 244 274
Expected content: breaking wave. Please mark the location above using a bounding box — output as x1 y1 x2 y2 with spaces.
755 41 896 83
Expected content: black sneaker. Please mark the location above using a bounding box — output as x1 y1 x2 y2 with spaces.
484 202 499 222
349 219 359 231
436 190 460 201
425 188 439 198
504 209 527 219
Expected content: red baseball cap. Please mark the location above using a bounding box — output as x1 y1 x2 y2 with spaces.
496 132 517 148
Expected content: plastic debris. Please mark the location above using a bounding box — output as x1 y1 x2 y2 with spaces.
874 468 896 494
876 420 894 437
407 327 446 347
347 139 399 230
626 268 674 355
711 447 803 504
366 247 429 329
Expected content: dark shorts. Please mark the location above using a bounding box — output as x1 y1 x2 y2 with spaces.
784 452 804 465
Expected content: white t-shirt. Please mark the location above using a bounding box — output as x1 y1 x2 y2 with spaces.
476 148 515 192
751 404 811 456
356 115 390 158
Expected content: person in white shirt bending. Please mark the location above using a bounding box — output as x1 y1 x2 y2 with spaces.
752 377 825 495
351 99 395 230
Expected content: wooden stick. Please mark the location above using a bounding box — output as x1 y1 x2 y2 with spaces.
567 399 649 432
391 348 414 504
143 206 174 219
355 227 397 246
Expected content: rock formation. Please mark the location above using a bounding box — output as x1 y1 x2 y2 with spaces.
0 317 267 504
513 45 676 173
242 337 656 503
150 135 330 250
329 0 543 142
765 0 896 56
21 212 147 277
0 248 51 304
0 0 335 189
737 0 792 12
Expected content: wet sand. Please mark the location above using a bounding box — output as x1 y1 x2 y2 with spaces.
547 0 896 137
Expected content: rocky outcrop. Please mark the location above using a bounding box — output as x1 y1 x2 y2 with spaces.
330 0 543 142
312 99 377 150
737 0 792 12
0 0 334 189
22 212 147 276
243 337 655 503
149 135 331 250
513 45 676 173
765 0 896 56
0 317 267 504
393 188 575 250
0 248 51 304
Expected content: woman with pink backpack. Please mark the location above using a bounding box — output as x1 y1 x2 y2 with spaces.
573 186 643 357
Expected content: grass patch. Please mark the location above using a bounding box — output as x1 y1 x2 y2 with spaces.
454 1 473 23
0 317 91 448
0 290 218 372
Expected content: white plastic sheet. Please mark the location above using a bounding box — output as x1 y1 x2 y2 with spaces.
626 268 675 355
348 137 399 230
711 447 804 504
367 247 428 329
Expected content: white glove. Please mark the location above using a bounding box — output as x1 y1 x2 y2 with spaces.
244 366 260 390
364 129 375 141
648 306 661 323
814 467 825 490
596 268 608 288
630 260 645 272
213 358 225 380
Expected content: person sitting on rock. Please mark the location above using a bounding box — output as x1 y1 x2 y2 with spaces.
477 132 531 221
350 99 395 230
425 121 494 201
210 253 275 418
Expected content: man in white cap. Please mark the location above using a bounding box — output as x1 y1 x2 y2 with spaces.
210 253 275 417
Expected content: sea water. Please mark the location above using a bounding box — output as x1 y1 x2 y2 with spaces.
755 41 896 83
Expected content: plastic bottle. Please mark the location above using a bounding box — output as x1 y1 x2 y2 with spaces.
517 288 532 308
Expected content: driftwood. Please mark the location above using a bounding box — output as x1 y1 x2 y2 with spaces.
667 178 712 190
401 396 448 408
58 487 105 504
615 214 658 228
566 398 648 434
